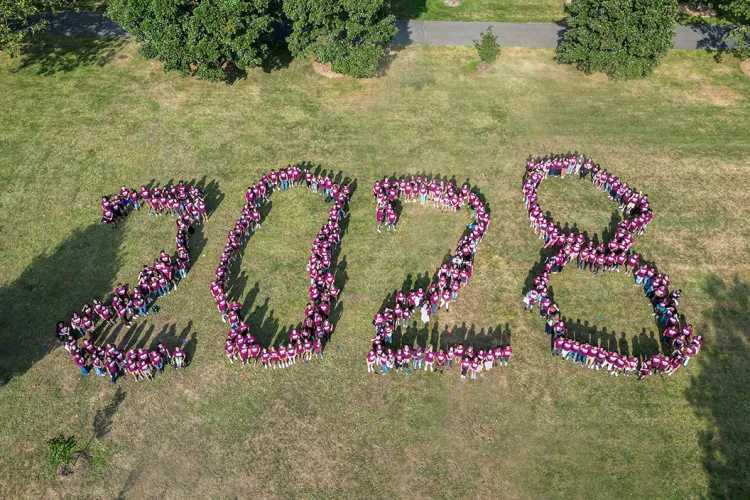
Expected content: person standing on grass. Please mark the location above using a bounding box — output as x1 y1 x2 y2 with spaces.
386 208 397 231
420 303 430 325
150 350 164 372
460 356 470 379
376 207 385 233
156 343 171 366
224 339 237 364
105 357 120 384
367 350 377 373
424 345 435 372
127 357 141 382
436 349 446 374
552 336 564 356
74 353 90 376
484 349 494 372
314 338 324 360
139 358 154 381
523 289 538 313
386 349 395 374
502 345 512 366
446 346 455 369
470 357 480 380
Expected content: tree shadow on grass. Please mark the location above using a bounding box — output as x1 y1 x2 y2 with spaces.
0 178 220 385
389 0 427 21
686 275 750 498
261 41 294 74
16 35 127 76
0 223 123 386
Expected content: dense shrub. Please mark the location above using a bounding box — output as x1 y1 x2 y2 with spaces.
0 0 71 56
474 25 501 65
107 0 281 81
556 0 678 79
726 0 750 59
283 0 397 78
45 434 78 472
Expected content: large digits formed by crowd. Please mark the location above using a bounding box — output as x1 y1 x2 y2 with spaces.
211 165 351 369
522 155 700 379
366 176 511 379
55 183 205 383
52 155 698 385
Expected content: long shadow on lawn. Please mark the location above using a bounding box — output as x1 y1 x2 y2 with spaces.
390 0 427 22
686 275 750 498
96 320 197 363
561 318 660 360
390 321 512 351
16 35 127 76
0 223 123 386
0 179 220 385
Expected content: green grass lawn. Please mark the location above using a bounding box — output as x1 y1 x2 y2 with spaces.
1 38 749 497
65 0 742 24
391 0 567 22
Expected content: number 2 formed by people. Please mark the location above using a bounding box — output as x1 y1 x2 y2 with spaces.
369 175 498 376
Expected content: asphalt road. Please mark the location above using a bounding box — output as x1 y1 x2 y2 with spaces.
44 12 734 51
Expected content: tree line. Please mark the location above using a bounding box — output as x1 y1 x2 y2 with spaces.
1 0 748 81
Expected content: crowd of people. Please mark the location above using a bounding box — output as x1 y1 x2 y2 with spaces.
366 343 512 378
101 183 207 227
211 165 351 368
522 155 699 379
549 334 702 378
369 176 502 379
56 182 204 382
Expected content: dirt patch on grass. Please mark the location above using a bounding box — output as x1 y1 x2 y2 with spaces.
57 451 91 478
312 59 344 79
741 59 750 78
700 85 745 106
444 0 460 6
679 2 716 17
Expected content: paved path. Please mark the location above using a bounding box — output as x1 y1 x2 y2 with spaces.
44 11 128 37
395 20 734 50
45 11 734 51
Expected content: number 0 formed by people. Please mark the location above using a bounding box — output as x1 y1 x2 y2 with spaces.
211 165 352 369
53 157 701 385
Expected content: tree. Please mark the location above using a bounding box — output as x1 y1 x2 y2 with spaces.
283 0 397 78
726 0 749 59
474 25 501 66
556 0 678 80
107 0 281 81
0 0 71 56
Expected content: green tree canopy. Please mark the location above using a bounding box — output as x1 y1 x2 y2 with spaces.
556 0 678 80
1 0 70 56
726 0 750 59
107 0 281 81
283 0 397 78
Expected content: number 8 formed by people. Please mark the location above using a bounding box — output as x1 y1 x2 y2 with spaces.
522 155 700 379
